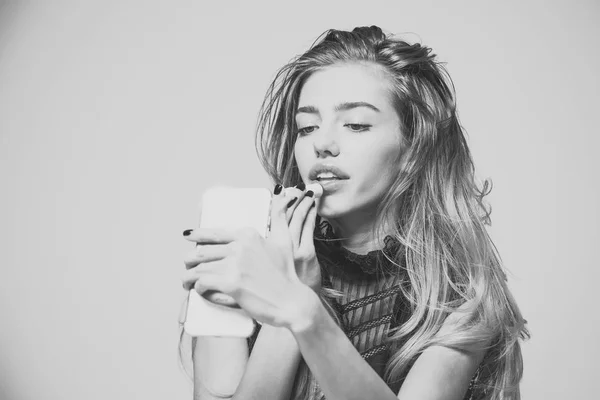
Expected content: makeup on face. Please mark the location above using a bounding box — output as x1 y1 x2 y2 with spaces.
293 64 402 224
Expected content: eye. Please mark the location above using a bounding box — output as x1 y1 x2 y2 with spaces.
297 126 317 136
344 123 371 132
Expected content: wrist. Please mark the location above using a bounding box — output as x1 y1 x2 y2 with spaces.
283 283 321 335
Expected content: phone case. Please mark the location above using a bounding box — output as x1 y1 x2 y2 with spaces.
183 186 272 337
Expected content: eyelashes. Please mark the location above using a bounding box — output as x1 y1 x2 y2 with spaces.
296 124 372 136
297 126 317 136
345 124 371 132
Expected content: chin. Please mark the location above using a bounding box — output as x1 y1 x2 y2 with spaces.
316 201 349 220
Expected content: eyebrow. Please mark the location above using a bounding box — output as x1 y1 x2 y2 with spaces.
296 101 381 115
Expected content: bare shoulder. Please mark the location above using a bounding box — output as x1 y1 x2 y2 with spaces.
396 300 491 400
436 298 493 353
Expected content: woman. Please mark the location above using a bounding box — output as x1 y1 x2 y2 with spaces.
180 25 529 400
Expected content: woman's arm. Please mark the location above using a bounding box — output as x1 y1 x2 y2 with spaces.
397 301 488 400
192 327 303 400
395 344 484 400
288 286 487 400
187 187 320 400
233 324 303 400
192 336 248 400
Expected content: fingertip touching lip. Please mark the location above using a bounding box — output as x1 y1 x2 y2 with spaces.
308 163 350 181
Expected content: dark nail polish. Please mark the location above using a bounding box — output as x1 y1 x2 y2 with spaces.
295 182 306 191
274 184 283 195
286 197 297 208
183 229 193 236
306 190 314 198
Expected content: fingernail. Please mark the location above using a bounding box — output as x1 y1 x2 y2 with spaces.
274 184 283 195
306 190 314 198
295 182 306 191
286 197 297 208
183 229 193 236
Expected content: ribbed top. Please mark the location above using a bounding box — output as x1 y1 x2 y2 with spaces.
312 218 407 394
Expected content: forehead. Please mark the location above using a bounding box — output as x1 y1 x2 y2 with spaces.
298 63 393 111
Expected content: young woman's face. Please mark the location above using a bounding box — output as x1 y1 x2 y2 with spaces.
294 63 403 224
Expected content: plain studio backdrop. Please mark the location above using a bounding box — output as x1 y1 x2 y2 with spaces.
0 1 598 399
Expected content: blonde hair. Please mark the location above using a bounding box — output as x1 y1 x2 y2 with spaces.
254 26 530 399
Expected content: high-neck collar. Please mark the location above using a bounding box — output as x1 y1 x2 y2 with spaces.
314 218 404 279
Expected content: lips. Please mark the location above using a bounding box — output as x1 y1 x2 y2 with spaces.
314 177 346 195
308 163 350 181
316 177 342 182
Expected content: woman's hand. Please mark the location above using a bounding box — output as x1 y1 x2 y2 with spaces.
181 185 313 329
284 183 322 293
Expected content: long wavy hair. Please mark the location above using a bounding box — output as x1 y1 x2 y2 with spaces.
254 26 530 400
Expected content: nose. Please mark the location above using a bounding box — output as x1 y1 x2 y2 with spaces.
312 127 340 158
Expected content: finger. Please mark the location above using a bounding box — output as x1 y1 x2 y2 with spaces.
183 243 230 269
305 183 323 199
182 228 238 244
299 200 318 251
288 190 316 249
202 290 240 308
268 184 295 242
181 260 225 290
193 274 225 296
284 181 307 195
284 185 307 223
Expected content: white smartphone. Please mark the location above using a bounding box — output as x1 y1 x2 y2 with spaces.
183 186 272 338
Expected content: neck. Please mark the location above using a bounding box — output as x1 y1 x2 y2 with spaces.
325 212 393 255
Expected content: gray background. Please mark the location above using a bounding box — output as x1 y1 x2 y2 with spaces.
0 1 598 399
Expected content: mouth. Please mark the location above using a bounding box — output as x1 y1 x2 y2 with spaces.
308 164 351 181
314 177 347 182
312 177 347 195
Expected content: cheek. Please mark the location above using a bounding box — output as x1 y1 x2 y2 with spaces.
353 145 399 195
293 142 310 179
